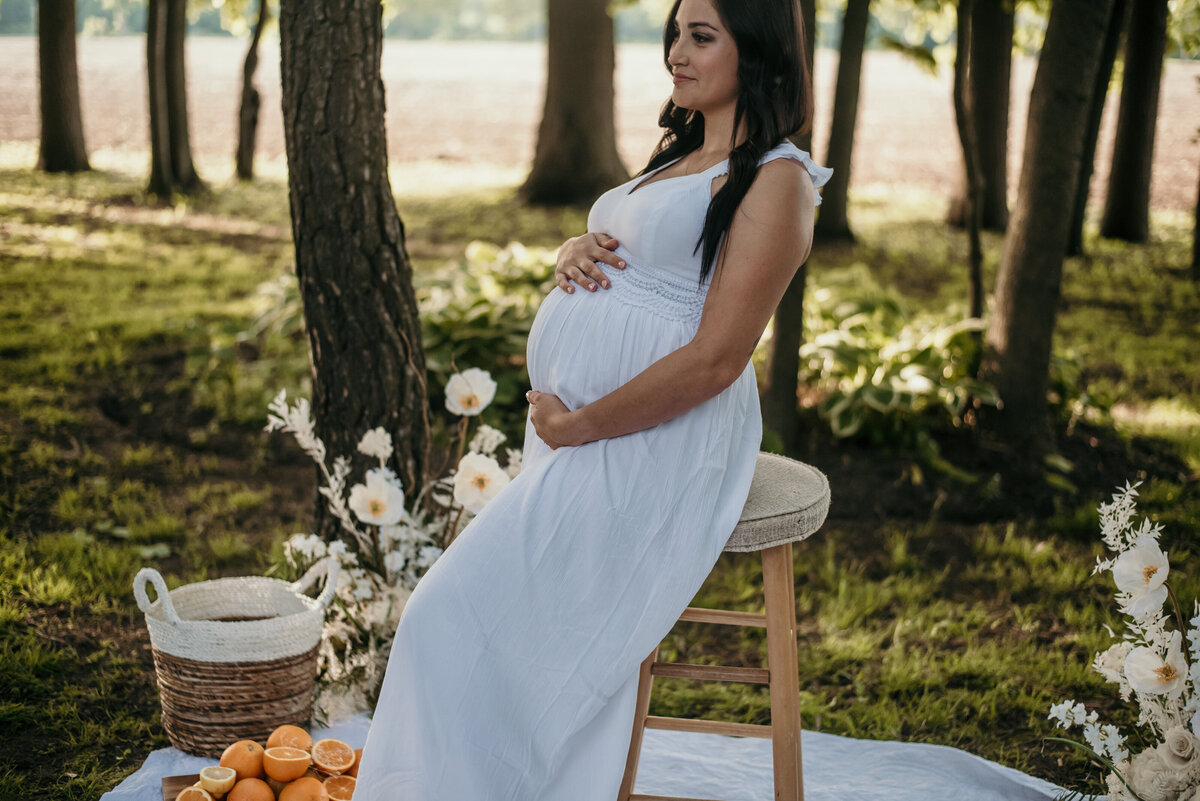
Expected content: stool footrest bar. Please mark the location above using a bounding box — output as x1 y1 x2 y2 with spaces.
678 607 767 627
644 715 772 738
629 795 729 801
650 662 769 684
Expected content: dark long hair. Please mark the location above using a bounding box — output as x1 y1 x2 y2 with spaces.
641 0 814 283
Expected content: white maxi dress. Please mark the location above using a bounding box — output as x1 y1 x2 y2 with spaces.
354 141 832 801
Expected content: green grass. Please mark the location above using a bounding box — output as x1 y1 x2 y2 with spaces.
1 144 1197 799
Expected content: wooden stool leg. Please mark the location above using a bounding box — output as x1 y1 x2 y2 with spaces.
762 542 804 801
617 646 658 801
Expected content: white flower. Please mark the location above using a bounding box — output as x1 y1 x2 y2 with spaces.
1049 700 1090 729
468 424 506 456
444 368 497 416
1125 632 1188 696
503 447 523 478
348 468 405 526
453 453 511 513
285 533 326 560
417 545 443 568
384 550 407 574
357 427 393 461
1127 748 1179 801
1160 726 1200 772
1112 535 1170 617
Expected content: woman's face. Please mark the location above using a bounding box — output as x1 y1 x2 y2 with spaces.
668 0 739 115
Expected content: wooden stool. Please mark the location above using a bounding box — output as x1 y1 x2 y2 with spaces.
618 452 830 801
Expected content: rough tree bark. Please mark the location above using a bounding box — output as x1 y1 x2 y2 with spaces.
813 0 870 242
1193 159 1199 282
37 0 90 173
165 0 201 192
1099 0 1168 243
236 0 271 180
763 0 817 452
953 0 984 329
946 0 1012 232
980 0 1115 456
520 0 627 205
146 0 173 197
1067 0 1128 256
279 0 430 534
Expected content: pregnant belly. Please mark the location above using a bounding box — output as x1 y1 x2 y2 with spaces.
526 259 706 411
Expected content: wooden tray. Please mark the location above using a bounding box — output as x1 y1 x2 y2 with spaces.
161 774 200 801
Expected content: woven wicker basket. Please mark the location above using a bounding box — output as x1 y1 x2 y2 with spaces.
133 559 339 757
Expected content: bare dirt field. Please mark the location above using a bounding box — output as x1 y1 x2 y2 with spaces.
1 37 1197 212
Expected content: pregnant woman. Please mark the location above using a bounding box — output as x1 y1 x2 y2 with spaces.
353 0 831 798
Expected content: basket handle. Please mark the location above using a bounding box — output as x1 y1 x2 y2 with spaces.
133 567 182 625
290 557 340 609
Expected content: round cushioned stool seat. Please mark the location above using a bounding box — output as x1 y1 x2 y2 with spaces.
727 452 830 553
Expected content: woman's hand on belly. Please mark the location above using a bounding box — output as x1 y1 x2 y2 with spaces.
526 390 580 450
555 232 625 294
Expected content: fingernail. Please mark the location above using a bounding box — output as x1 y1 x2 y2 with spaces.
601 280 609 288
589 283 596 291
567 286 573 293
618 261 626 268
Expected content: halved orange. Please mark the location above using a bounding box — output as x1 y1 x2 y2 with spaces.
198 765 237 796
310 738 355 775
267 724 314 752
323 775 355 801
278 775 329 801
264 746 313 782
176 787 214 801
345 749 363 778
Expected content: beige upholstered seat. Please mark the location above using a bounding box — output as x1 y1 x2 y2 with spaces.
619 452 831 801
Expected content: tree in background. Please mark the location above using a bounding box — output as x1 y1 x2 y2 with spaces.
952 0 984 328
146 0 202 197
235 0 271 180
279 0 430 534
813 0 871 242
980 0 1115 456
1100 0 1169 243
1066 0 1128 256
520 0 628 205
945 0 1012 232
38 0 90 173
762 0 816 452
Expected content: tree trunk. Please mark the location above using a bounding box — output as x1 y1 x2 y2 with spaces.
279 0 430 537
37 0 90 173
764 0 817 453
520 0 627 205
813 0 870 242
1193 158 1199 282
946 0 1011 232
1099 0 1168 243
236 0 270 180
1067 0 1128 256
146 0 174 198
953 0 984 330
980 0 1114 456
165 0 202 192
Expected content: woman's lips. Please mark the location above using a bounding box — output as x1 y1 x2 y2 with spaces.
673 74 694 85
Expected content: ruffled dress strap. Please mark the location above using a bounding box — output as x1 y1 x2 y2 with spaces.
709 141 834 207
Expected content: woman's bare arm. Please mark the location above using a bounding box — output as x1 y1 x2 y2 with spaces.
529 159 815 449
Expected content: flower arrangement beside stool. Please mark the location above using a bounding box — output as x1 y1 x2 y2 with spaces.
1048 482 1199 801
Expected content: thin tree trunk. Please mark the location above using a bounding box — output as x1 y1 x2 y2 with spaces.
236 0 270 180
946 0 1012 232
1193 158 1199 282
146 0 174 198
279 0 430 537
980 0 1114 456
165 0 202 193
520 0 627 205
813 0 870 242
1099 0 1168 243
1067 0 1128 256
953 0 984 330
765 0 818 452
37 0 90 173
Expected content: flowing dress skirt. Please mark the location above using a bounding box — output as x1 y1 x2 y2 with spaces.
353 247 761 800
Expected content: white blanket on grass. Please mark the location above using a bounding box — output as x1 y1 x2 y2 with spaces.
101 714 1067 801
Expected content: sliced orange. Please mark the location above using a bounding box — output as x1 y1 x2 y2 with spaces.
323 775 355 801
176 787 214 801
220 740 266 781
310 738 355 775
264 746 312 782
345 749 363 778
198 765 237 796
267 724 314 752
279 775 329 801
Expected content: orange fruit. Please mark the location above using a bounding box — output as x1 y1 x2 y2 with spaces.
310 739 355 775
220 740 266 782
323 775 355 801
264 747 312 782
278 776 328 801
176 787 214 801
227 777 274 801
266 724 314 752
199 765 238 796
344 749 362 778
